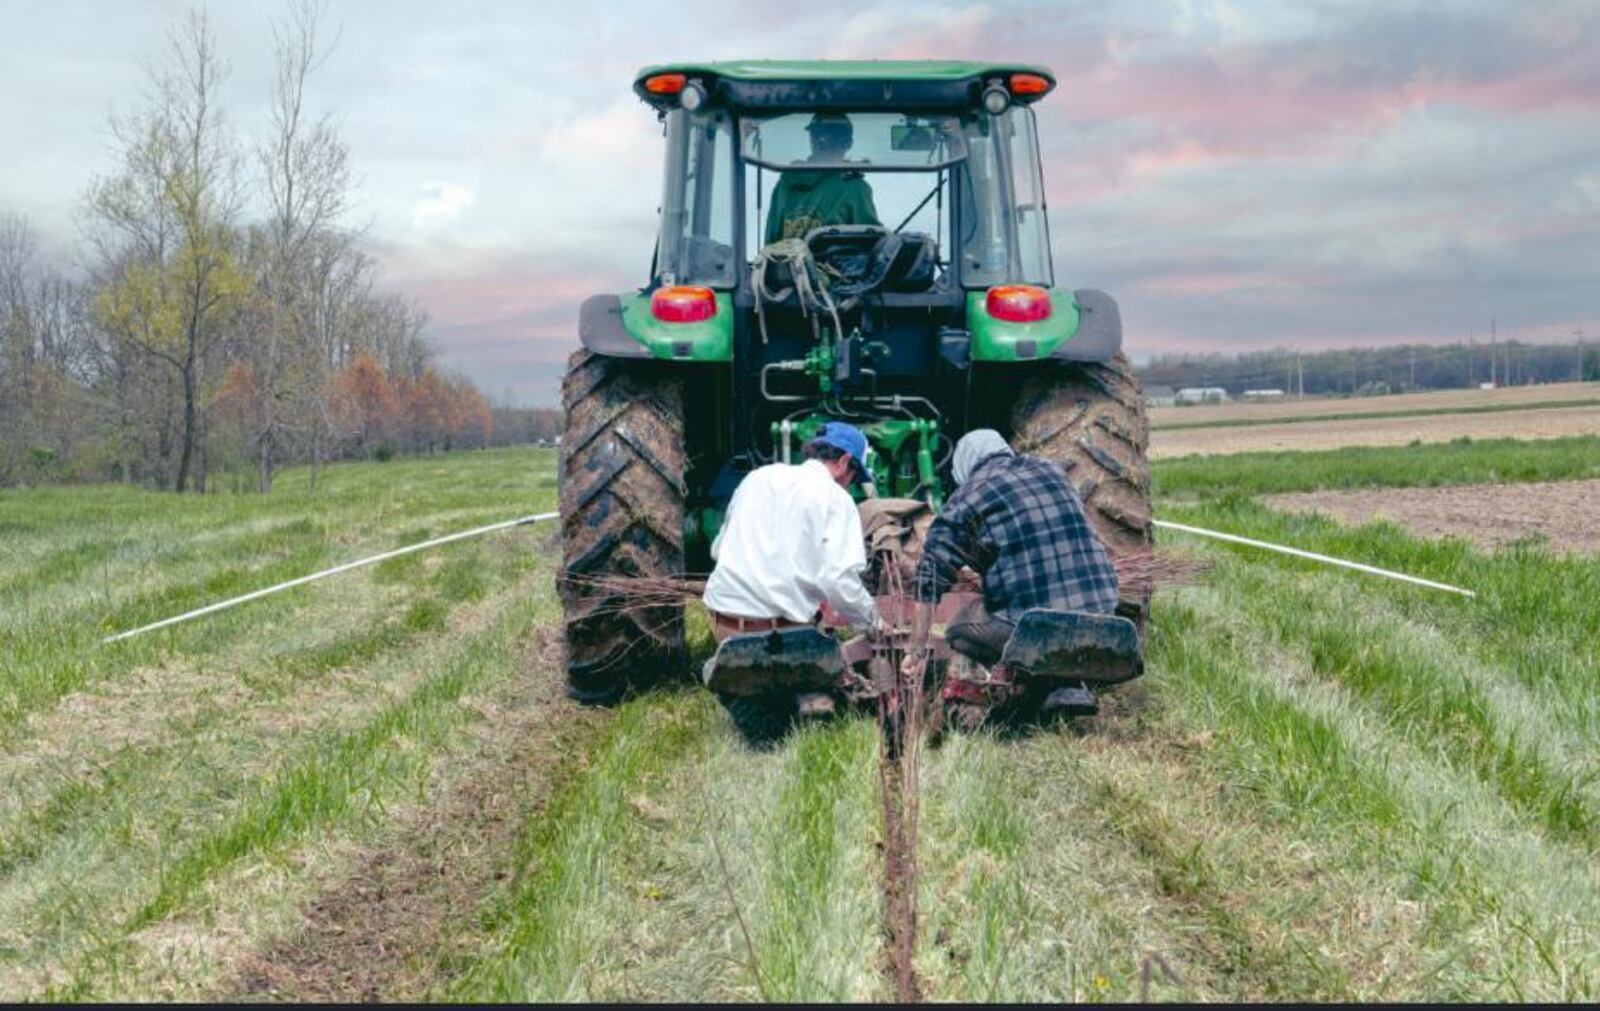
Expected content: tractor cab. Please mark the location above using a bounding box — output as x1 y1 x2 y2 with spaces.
651 85 1056 304
619 64 1086 557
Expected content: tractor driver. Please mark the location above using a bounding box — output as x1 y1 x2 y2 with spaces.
901 430 1121 712
763 113 881 244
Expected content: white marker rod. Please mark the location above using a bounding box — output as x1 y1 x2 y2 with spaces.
103 511 560 644
1152 518 1476 599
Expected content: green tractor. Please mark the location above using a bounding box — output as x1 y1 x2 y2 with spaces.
559 61 1151 704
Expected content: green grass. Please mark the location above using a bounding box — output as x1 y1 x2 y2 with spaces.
446 694 885 1003
907 440 1600 1000
0 448 577 1000
6 438 1598 1001
1153 434 1600 499
910 523 1600 999
1154 397 1600 432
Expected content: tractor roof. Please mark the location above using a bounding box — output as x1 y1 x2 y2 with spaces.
633 60 1055 113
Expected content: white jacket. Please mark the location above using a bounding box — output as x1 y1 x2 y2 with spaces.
703 460 879 628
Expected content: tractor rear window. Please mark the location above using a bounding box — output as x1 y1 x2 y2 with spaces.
740 113 968 171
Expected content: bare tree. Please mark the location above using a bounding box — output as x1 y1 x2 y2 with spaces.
252 0 349 491
88 7 242 492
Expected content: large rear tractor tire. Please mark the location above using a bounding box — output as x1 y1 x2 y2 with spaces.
1010 353 1154 623
558 349 687 703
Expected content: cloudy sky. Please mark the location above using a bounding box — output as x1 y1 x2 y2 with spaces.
4 0 1598 404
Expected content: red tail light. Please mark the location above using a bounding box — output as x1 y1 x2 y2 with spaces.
650 285 717 323
1008 73 1051 96
986 284 1052 323
643 73 687 95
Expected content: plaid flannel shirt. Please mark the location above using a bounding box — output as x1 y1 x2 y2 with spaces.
914 453 1119 620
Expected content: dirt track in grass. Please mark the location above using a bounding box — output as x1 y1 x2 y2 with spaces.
219 627 604 1002
1265 478 1600 555
1152 404 1600 458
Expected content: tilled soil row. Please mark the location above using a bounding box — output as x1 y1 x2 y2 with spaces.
216 626 607 1001
878 756 922 1002
1265 478 1600 555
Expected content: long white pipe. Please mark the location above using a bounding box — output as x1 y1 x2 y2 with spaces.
102 508 1471 645
1152 518 1476 598
102 511 559 644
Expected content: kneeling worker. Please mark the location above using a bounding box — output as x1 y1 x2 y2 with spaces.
902 429 1120 714
703 422 883 645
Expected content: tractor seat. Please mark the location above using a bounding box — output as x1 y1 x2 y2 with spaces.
702 626 846 698
998 609 1143 686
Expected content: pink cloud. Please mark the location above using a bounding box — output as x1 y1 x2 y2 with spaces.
1432 60 1600 116
1128 267 1311 299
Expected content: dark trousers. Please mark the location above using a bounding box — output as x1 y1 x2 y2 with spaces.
944 598 1015 667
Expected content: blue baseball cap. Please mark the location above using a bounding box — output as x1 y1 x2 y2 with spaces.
816 421 870 478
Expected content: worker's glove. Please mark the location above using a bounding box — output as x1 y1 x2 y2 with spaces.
900 648 931 680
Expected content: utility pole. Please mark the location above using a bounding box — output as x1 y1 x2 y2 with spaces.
1409 348 1417 390
1579 329 1588 382
1490 318 1497 387
1295 350 1304 398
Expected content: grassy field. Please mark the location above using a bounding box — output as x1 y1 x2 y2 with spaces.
4 440 1599 1000
1153 434 1600 499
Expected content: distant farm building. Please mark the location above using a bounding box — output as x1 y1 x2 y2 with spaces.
1242 388 1286 401
1174 387 1229 405
1143 385 1178 407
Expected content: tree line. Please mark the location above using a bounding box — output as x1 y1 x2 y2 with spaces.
0 4 498 492
1140 337 1599 398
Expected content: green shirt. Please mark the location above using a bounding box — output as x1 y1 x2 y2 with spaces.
764 170 880 245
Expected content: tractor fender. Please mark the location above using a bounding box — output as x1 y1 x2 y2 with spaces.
578 293 650 358
1054 288 1122 363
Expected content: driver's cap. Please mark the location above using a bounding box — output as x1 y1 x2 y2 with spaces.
805 113 853 146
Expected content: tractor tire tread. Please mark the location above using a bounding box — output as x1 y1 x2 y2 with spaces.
559 348 687 702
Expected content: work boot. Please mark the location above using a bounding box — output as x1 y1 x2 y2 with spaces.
796 692 837 719
1042 682 1098 719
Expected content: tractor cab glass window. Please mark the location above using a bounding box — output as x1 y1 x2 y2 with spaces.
656 109 735 287
958 106 1053 287
742 112 962 265
1005 105 1053 285
740 112 967 171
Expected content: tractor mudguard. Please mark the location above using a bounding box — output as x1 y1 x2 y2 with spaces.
578 294 651 358
1053 288 1122 363
1000 608 1143 685
703 627 845 697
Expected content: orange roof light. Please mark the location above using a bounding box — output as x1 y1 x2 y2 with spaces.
651 285 717 323
643 73 687 95
986 284 1052 323
1008 73 1051 96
